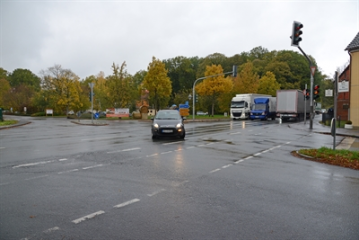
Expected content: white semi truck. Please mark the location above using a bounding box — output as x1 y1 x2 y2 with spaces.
276 89 310 122
230 93 271 120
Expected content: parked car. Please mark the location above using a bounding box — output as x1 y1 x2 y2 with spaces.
197 111 208 116
151 110 185 139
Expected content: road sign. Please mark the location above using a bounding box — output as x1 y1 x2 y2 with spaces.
310 66 316 76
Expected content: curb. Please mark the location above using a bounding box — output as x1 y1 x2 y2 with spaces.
0 121 31 130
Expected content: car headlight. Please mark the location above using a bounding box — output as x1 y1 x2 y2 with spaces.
153 123 159 128
176 123 182 128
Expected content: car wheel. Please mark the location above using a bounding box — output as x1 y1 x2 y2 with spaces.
152 135 156 139
180 131 185 139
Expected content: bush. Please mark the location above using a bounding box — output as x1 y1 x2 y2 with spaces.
346 120 352 124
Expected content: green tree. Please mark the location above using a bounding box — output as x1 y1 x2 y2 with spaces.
196 65 233 116
106 62 138 109
0 78 11 107
258 71 281 96
143 57 172 110
8 68 41 91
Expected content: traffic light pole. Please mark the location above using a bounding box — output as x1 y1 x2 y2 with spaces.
297 46 314 130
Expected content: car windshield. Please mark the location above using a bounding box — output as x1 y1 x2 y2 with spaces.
231 101 247 108
155 111 180 120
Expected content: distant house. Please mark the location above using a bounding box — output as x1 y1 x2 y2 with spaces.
344 32 359 127
338 65 350 121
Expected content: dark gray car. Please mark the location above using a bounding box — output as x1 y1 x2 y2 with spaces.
151 110 185 139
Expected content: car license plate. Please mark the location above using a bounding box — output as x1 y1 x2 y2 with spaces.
162 130 173 133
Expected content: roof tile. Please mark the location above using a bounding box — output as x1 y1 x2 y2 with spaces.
345 32 359 51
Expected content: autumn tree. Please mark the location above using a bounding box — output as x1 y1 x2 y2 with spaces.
257 71 281 96
143 57 172 110
40 65 82 114
233 61 259 94
106 62 137 109
0 69 10 107
196 64 233 116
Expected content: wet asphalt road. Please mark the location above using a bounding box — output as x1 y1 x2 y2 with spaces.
0 116 358 240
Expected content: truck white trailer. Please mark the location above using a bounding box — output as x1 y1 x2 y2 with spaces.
276 89 310 122
230 93 271 120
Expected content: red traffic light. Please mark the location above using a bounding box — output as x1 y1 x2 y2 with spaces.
291 21 303 47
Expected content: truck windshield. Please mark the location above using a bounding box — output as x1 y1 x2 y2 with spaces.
231 101 247 108
253 103 266 110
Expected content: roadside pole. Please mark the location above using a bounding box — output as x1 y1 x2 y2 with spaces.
332 71 338 150
88 82 95 124
304 84 307 125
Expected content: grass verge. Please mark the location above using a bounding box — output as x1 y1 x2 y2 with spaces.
296 147 359 170
0 120 18 126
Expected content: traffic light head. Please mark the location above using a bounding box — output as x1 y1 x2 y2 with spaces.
305 89 310 99
291 21 303 47
313 85 320 99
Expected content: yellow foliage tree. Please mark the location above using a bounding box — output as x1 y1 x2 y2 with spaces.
196 64 233 116
257 71 281 96
143 57 172 110
233 61 259 94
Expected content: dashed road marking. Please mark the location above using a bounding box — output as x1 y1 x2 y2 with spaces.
72 210 105 224
43 226 60 233
58 169 78 174
229 132 241 135
82 164 103 170
13 160 55 169
222 164 232 169
59 158 68 161
209 168 221 173
147 188 166 197
161 151 172 154
114 198 140 208
107 147 140 154
25 175 48 181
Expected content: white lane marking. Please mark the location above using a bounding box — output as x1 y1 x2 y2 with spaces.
174 149 183 152
276 145 282 148
81 137 113 141
163 141 183 145
235 159 244 164
262 150 269 153
244 156 253 160
82 164 103 170
147 188 166 197
114 198 140 208
206 142 214 145
147 153 158 157
13 160 55 169
25 175 48 181
59 158 68 161
286 141 291 144
72 211 105 224
58 169 78 174
198 144 206 147
186 146 195 149
161 151 172 154
209 168 221 174
43 226 60 233
253 152 261 156
229 132 241 135
107 147 140 154
222 164 232 169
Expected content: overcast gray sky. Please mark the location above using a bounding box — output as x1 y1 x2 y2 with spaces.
1 0 358 80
